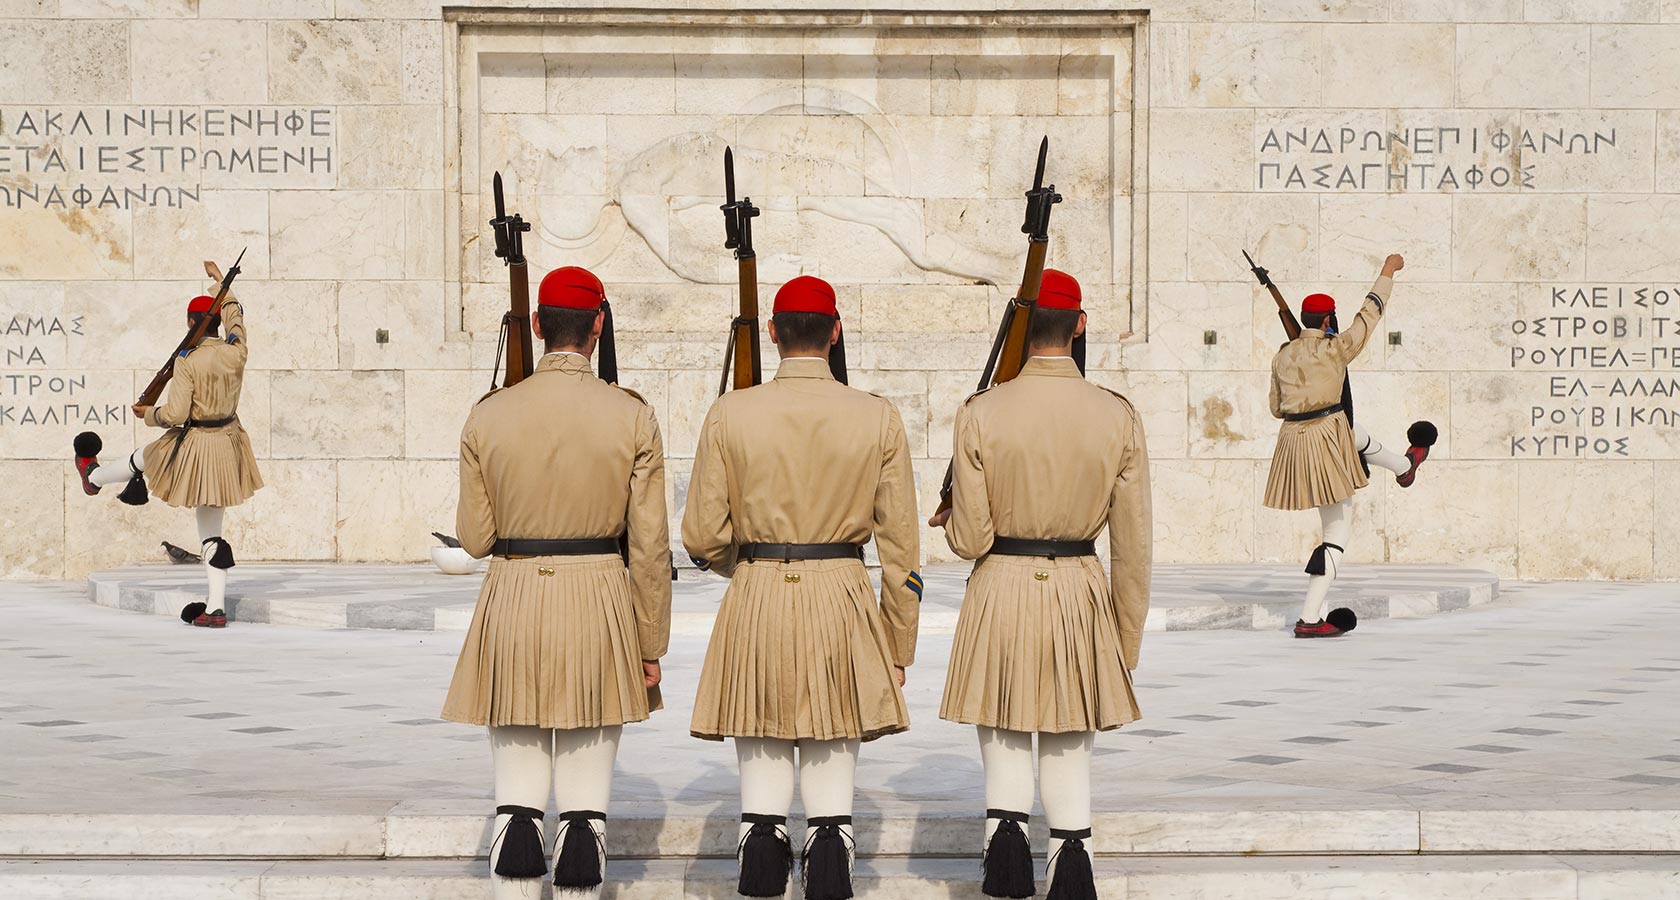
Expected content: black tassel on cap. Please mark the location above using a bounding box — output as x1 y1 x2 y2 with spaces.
828 324 848 385
802 815 853 900
982 809 1035 899
597 299 618 384
738 813 792 897
1045 828 1097 900
1072 331 1086 375
553 810 605 890
492 805 548 879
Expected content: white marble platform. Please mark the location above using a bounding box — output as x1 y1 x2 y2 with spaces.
2 855 1677 900
86 562 1500 633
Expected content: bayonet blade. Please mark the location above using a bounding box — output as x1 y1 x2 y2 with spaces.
1032 136 1048 191
1242 249 1257 269
724 147 736 205
225 247 246 281
492 171 506 221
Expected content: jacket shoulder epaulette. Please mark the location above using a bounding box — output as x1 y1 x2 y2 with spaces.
959 384 996 407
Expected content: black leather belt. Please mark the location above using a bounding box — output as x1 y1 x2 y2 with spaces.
186 416 237 428
1283 403 1344 422
738 542 864 562
492 537 621 558
988 537 1097 558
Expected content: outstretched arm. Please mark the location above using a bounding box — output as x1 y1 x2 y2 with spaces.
1333 254 1403 364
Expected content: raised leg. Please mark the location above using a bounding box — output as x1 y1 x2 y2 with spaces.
88 448 144 488
1353 423 1409 476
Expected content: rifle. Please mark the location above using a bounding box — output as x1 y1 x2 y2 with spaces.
136 247 245 408
936 136 1063 514
489 171 534 389
1244 249 1301 341
717 146 762 395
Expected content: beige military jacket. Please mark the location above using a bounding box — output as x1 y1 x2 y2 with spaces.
144 298 247 429
1269 275 1392 416
682 356 922 667
457 352 672 659
946 356 1152 668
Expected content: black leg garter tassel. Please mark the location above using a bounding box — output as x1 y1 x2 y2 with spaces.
738 813 792 897
982 809 1035 899
802 815 854 900
117 472 148 506
1304 542 1343 576
1045 828 1097 900
205 537 236 570
553 810 606 891
492 805 548 879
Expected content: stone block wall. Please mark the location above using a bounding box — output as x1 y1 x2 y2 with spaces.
1 0 1675 580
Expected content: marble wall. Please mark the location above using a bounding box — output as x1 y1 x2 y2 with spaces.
1 0 1676 581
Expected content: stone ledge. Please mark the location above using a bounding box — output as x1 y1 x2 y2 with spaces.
86 563 1500 634
3 805 1673 860
0 854 1673 900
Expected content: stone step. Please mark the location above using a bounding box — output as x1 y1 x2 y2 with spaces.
1 854 1674 899
4 805 1676 860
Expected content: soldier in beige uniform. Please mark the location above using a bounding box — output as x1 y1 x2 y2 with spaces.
75 284 264 628
684 275 921 900
930 269 1150 900
1263 254 1437 638
441 266 671 899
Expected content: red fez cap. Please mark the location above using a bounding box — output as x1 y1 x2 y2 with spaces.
1301 293 1336 315
772 275 838 317
187 295 216 314
1038 269 1082 311
538 266 605 310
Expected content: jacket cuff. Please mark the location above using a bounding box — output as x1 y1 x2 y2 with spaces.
1121 631 1142 671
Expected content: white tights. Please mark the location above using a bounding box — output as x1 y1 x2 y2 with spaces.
978 726 1093 884
91 449 230 612
1354 424 1410 476
735 737 859 865
488 724 622 900
1300 499 1351 623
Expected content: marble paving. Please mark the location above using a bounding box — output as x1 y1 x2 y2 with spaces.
3 578 1678 862
86 562 1499 634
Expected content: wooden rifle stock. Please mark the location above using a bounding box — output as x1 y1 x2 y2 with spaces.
137 249 245 408
719 146 762 394
729 254 761 391
490 171 534 389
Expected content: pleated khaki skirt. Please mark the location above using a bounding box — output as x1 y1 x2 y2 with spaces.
690 558 909 743
1262 414 1367 511
143 423 264 509
940 554 1139 734
442 555 660 729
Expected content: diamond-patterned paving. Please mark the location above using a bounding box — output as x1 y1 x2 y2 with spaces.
1 577 1677 821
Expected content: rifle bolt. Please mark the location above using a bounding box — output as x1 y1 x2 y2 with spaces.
1203 330 1218 346
1388 331 1402 346
375 329 389 345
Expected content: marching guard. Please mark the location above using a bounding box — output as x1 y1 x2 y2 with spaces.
441 266 672 899
932 270 1152 900
1262 253 1437 638
684 275 922 900
73 263 263 628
